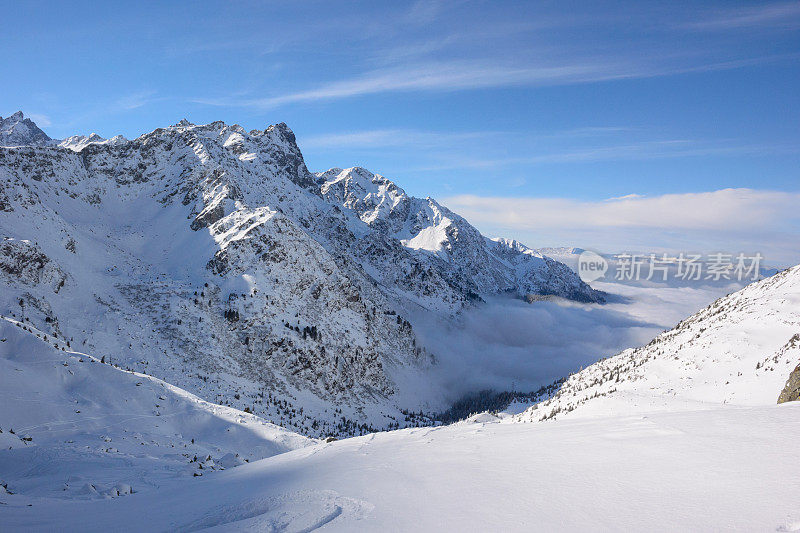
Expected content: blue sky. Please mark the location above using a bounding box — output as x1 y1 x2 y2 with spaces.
2 1 799 262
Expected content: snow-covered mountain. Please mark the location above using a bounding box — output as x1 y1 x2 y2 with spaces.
514 264 800 423
0 114 599 436
2 112 796 531
58 133 128 152
0 112 130 151
0 112 52 147
315 167 601 307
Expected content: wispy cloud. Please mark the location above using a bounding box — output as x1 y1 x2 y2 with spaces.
194 52 796 110
26 113 52 127
300 126 635 151
684 2 800 31
605 193 644 202
406 139 798 172
299 128 502 150
193 61 624 109
114 91 159 111
297 126 798 179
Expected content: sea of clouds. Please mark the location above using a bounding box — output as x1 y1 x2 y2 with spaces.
412 278 745 401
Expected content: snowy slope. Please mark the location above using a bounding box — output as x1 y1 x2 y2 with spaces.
0 315 311 501
2 402 798 531
514 265 800 422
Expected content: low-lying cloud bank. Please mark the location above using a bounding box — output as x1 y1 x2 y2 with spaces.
446 188 799 230
412 296 662 402
444 188 800 265
410 275 748 405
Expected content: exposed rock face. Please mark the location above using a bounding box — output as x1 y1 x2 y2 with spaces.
778 364 800 403
778 334 800 404
0 238 66 291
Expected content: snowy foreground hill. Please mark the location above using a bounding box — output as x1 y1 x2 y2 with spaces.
0 112 600 437
4 404 798 531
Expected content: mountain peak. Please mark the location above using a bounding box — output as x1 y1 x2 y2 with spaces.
272 121 293 133
0 110 52 147
265 122 296 144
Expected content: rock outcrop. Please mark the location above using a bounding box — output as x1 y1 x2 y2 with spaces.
778 335 800 404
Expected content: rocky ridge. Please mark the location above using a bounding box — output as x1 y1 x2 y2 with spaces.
0 113 601 436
